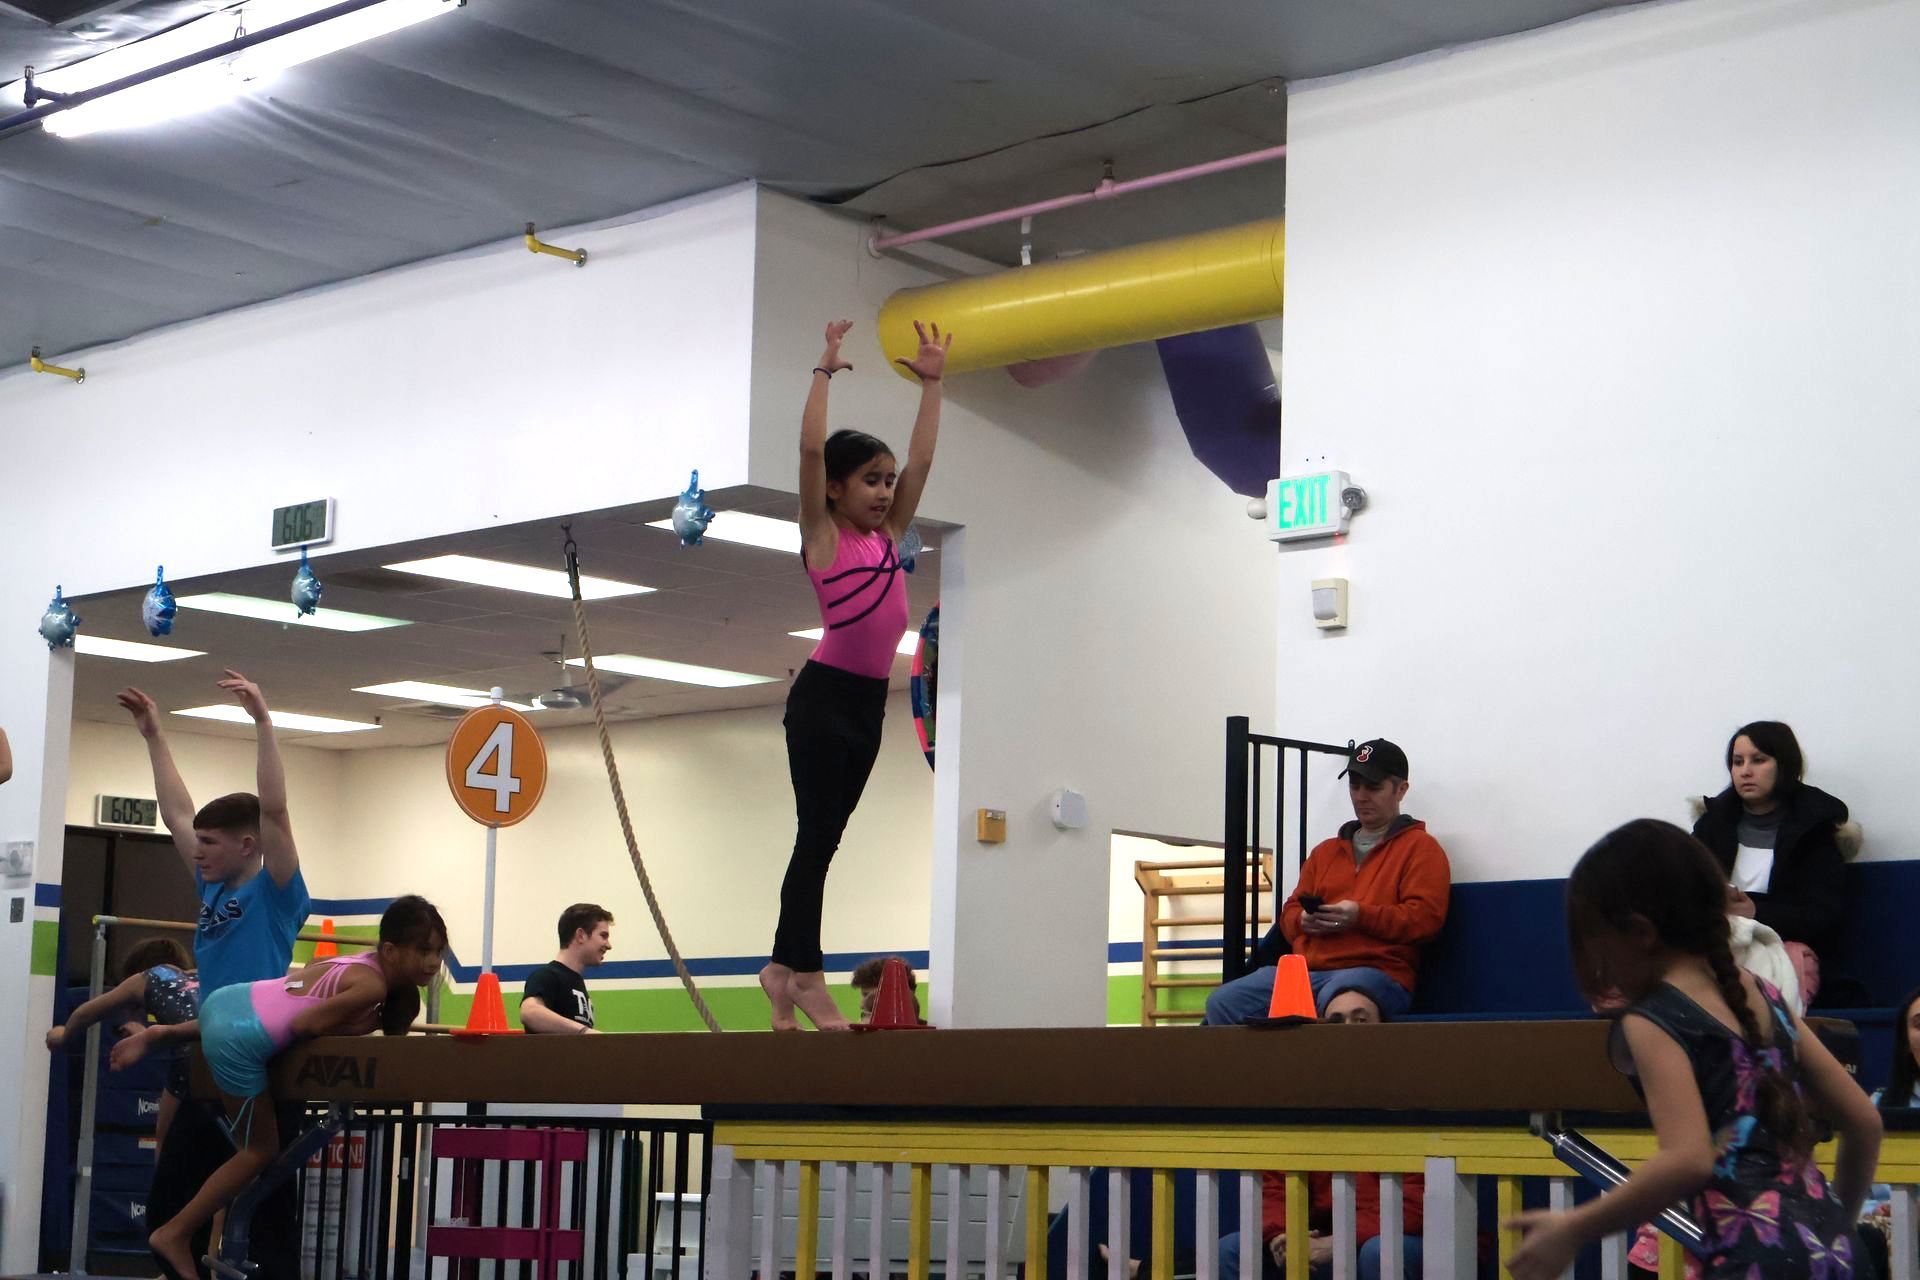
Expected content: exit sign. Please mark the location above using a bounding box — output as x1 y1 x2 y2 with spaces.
1265 471 1353 543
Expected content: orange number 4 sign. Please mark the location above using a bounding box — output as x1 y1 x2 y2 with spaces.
446 705 547 827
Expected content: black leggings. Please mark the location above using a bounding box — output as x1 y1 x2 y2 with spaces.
772 661 888 971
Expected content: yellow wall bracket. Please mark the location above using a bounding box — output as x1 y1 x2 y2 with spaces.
524 222 587 267
30 347 85 383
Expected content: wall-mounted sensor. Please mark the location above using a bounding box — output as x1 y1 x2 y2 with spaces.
1050 789 1088 830
1312 578 1349 630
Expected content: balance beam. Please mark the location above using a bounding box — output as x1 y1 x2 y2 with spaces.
230 1022 1647 1114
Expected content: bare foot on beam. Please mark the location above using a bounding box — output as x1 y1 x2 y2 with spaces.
759 962 800 1031
788 970 850 1031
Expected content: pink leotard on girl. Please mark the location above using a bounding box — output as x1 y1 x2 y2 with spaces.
249 949 384 1053
805 526 909 679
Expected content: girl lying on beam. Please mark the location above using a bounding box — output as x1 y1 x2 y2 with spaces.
114 895 447 1279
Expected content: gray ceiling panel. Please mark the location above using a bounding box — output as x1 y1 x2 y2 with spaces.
1 0 1643 369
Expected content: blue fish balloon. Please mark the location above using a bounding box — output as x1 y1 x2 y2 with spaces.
899 525 924 574
143 565 177 637
39 585 81 649
291 547 323 617
671 469 716 547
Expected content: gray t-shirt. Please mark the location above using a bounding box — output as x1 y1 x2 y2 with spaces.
1353 825 1387 866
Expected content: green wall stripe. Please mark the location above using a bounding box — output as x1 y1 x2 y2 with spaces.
31 919 61 977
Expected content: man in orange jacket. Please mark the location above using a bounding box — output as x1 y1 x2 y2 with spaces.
1205 739 1451 1024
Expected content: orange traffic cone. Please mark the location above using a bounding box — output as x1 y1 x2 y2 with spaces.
313 919 338 959
462 971 514 1035
1252 954 1317 1026
867 957 933 1030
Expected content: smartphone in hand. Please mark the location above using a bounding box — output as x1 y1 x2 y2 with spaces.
1298 894 1325 914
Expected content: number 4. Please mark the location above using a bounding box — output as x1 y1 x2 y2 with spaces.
465 722 522 814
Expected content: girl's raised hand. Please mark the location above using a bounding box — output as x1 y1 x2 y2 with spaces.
895 320 952 383
820 319 854 373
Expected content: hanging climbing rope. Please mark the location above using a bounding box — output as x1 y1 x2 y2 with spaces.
561 524 722 1032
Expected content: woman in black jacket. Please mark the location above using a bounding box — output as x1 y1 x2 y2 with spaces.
1692 720 1850 1003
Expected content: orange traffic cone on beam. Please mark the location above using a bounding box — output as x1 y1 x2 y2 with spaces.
463 972 512 1035
313 918 338 959
1253 954 1317 1026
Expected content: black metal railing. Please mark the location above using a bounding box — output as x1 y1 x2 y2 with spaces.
1221 717 1351 982
292 1104 711 1280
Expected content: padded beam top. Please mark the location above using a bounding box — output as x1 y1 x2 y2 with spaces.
248 1020 1645 1114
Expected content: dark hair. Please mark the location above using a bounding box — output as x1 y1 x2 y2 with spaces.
824 430 894 496
851 956 917 992
1567 819 1813 1156
1725 722 1806 801
558 903 614 949
380 895 448 952
380 983 422 1036
193 792 260 837
1887 987 1920 1109
121 937 191 982
1324 988 1387 1023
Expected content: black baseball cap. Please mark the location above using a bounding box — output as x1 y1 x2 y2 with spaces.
1341 738 1409 784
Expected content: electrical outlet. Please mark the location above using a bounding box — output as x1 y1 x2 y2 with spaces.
8 897 21 924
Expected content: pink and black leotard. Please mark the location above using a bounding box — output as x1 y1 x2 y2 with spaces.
771 526 910 972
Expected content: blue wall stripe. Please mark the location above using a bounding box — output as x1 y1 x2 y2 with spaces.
36 882 61 908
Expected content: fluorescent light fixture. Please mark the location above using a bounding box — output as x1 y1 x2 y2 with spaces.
74 635 207 663
647 511 802 554
789 627 919 657
565 656 777 689
382 554 652 601
40 0 459 139
174 705 379 734
176 593 410 633
355 681 539 712
645 510 940 560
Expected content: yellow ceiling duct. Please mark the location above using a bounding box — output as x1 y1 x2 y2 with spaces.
878 217 1284 380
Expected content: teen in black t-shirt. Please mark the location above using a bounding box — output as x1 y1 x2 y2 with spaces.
520 903 613 1035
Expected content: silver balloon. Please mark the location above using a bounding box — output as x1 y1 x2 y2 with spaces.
39 585 81 649
671 469 715 547
291 547 323 617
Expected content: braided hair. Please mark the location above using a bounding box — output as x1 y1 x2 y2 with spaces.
1568 818 1814 1158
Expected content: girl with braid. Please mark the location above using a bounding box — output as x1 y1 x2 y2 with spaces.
1507 820 1881 1280
759 318 951 1031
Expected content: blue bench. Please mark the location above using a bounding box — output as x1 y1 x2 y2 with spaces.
1404 862 1920 1092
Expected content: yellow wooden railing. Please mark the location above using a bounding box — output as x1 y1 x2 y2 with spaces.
703 1120 1920 1280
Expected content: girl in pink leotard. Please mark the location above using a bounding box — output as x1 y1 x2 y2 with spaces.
122 895 446 1279
759 318 952 1032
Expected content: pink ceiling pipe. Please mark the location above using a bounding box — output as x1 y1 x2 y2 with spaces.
868 143 1288 254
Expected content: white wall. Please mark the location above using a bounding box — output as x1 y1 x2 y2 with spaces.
62 698 931 974
322 695 931 969
0 185 758 1271
64 721 347 862
1276 0 1920 882
747 193 1283 1027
